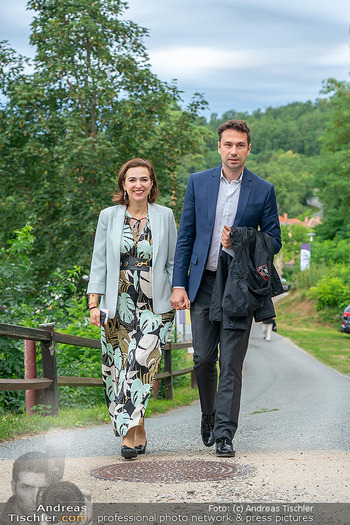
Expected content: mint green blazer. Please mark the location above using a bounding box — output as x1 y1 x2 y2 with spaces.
87 203 177 318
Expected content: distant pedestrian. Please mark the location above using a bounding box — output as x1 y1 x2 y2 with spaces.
262 318 276 341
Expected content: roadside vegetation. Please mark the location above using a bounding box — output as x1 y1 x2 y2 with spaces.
0 378 199 443
275 291 350 377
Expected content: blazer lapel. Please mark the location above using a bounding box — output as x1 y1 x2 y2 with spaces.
148 204 160 263
234 168 252 226
113 205 126 261
207 166 221 226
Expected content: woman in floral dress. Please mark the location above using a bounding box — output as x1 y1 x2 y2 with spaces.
88 158 177 459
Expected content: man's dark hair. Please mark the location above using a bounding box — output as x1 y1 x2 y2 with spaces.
217 119 251 145
12 451 49 483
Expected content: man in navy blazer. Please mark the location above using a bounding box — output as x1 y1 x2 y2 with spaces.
171 119 281 457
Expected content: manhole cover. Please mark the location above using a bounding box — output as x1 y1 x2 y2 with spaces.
90 459 246 483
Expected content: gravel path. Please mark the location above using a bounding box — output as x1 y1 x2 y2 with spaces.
1 323 349 505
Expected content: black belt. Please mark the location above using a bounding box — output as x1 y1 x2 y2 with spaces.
120 257 152 271
204 269 216 277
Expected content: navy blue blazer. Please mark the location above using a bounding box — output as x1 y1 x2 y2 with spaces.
172 165 282 303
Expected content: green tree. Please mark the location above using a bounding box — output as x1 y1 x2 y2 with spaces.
280 223 310 263
312 237 350 266
250 101 329 156
315 79 350 240
247 150 314 216
0 0 207 283
203 101 330 157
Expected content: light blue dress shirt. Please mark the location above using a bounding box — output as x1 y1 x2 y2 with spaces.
206 169 242 271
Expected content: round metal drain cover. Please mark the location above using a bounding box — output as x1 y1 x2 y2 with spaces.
91 459 242 483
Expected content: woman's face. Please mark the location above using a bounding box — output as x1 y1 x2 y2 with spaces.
123 166 153 206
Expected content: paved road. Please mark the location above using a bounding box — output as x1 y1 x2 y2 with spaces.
1 322 349 459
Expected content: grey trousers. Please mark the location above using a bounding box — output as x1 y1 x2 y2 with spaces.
190 272 253 440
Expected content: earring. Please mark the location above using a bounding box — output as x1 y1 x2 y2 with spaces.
124 191 127 199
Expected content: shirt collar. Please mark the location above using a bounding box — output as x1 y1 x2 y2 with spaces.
220 168 244 183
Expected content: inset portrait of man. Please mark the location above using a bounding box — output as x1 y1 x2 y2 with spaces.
0 451 50 524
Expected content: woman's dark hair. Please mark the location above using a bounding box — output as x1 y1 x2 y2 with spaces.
113 158 159 205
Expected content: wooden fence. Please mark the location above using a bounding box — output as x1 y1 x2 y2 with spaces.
0 322 195 416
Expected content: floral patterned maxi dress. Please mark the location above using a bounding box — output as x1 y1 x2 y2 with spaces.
101 212 175 437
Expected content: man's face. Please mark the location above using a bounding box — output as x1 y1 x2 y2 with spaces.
218 129 251 176
12 471 49 514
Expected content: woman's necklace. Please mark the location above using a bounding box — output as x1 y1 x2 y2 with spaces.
126 208 148 239
129 215 148 236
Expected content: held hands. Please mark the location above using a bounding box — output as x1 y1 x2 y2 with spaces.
170 288 190 310
221 225 232 248
90 307 101 327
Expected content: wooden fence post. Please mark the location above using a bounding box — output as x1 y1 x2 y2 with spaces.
163 342 173 399
153 379 159 399
38 323 58 416
24 339 37 415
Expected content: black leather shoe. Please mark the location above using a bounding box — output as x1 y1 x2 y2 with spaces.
216 437 235 457
121 445 138 459
135 440 147 455
201 413 215 447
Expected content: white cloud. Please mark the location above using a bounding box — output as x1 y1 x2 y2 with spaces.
316 45 350 68
149 43 349 80
149 47 253 76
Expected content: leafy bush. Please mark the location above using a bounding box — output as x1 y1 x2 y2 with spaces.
0 347 25 414
308 265 350 316
0 226 97 413
280 223 310 263
312 239 350 265
293 264 328 291
54 297 104 409
0 225 36 413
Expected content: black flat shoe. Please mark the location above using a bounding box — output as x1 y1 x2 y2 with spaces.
201 413 215 447
135 440 147 455
121 445 138 459
216 437 235 457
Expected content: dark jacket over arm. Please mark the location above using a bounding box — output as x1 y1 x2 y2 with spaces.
209 227 284 330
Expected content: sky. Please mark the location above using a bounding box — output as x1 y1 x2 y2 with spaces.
1 0 349 118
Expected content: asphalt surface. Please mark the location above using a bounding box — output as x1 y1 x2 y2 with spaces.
0 322 349 460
